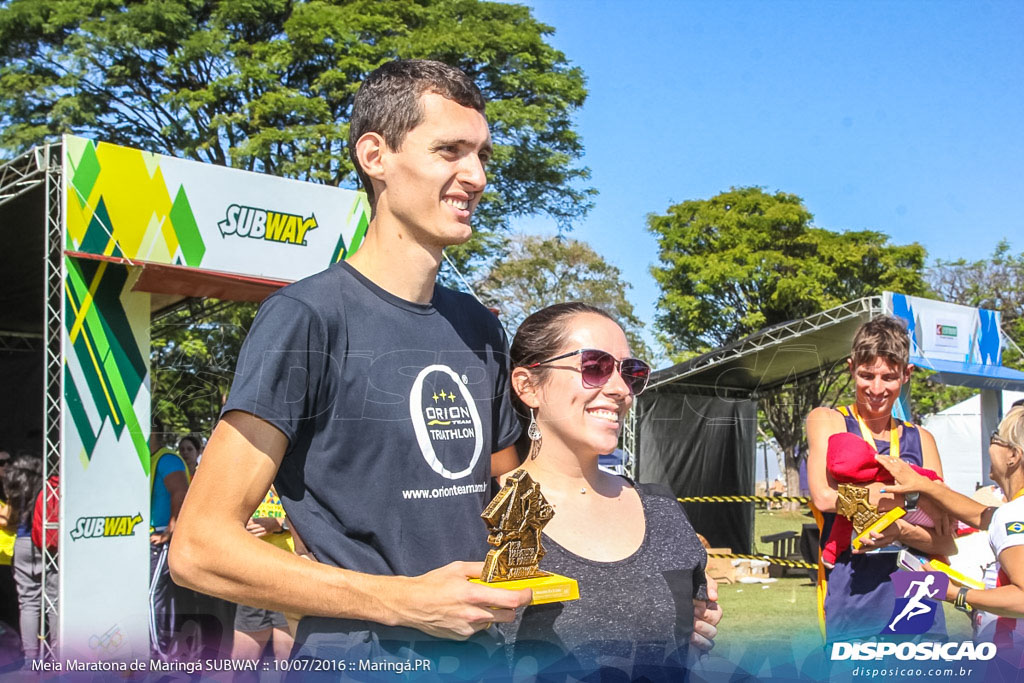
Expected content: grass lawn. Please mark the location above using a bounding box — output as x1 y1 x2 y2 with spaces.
711 508 973 655
714 509 821 653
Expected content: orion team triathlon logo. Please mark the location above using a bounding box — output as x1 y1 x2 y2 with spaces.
217 204 318 246
70 513 143 541
410 365 483 480
883 571 948 634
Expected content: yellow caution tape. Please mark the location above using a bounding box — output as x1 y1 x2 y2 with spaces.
707 552 818 570
677 495 811 505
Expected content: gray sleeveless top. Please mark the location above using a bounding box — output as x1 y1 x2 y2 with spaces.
502 482 708 680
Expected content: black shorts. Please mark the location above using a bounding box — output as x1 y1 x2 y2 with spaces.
234 604 288 633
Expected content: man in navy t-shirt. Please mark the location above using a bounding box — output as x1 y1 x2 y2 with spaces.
169 60 532 665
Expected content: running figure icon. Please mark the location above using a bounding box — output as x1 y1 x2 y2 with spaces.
889 574 939 631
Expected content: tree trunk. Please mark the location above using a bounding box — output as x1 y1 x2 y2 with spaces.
784 446 803 512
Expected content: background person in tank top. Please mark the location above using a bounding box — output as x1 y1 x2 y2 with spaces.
806 315 956 642
876 406 1024 658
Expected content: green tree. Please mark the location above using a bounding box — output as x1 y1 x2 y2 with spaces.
903 240 1024 421
648 186 928 498
0 0 593 272
150 300 257 444
476 234 652 361
929 239 1024 365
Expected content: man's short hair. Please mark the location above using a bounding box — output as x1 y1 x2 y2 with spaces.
348 59 487 206
850 315 911 371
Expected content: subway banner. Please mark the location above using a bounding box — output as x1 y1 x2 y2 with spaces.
60 135 370 660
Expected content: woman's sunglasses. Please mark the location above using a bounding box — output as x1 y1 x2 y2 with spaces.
528 349 651 396
990 430 1014 449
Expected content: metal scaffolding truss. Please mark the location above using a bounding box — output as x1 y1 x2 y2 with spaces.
40 141 63 662
0 144 61 208
151 295 243 334
621 406 636 476
0 332 44 353
647 296 884 392
626 296 884 479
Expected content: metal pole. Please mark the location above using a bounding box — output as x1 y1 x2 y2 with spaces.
40 141 63 662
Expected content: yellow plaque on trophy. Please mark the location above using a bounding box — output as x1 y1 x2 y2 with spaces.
469 469 579 605
837 483 907 551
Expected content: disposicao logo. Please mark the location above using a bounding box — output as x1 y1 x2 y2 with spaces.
218 205 318 246
830 571 997 664
883 570 947 635
830 641 996 662
70 514 143 541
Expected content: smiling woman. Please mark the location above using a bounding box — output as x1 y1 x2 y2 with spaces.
500 302 719 678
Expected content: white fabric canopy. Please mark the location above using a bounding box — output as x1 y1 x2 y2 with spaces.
922 390 1024 495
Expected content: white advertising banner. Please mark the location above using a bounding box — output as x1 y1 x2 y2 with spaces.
59 136 371 661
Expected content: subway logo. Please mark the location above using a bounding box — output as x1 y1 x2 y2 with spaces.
218 205 318 246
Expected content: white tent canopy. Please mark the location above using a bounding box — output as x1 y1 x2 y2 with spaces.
923 390 1024 495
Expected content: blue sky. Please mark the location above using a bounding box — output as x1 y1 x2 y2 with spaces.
508 1 1024 360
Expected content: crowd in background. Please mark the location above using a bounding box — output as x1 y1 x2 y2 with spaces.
0 433 294 670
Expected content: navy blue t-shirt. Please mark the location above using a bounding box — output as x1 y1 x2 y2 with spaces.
223 261 520 660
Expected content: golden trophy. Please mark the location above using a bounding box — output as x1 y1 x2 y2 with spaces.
470 469 579 605
836 483 906 551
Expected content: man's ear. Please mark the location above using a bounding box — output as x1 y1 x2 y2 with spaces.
512 367 540 409
904 363 915 382
355 132 387 183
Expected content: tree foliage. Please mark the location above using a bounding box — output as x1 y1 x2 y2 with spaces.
899 239 1024 420
648 186 929 496
0 0 593 270
648 186 928 356
150 301 257 443
475 234 651 360
929 239 1024 365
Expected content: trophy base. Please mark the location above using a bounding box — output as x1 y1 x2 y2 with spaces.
851 507 906 551
470 572 579 605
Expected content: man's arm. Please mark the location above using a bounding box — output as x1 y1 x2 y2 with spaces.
806 407 845 512
169 410 531 640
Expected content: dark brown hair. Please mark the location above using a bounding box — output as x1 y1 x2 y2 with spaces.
509 303 618 458
348 59 486 206
2 454 42 528
178 434 203 453
850 315 911 371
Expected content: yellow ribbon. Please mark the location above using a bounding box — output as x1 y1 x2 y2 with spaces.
849 404 900 461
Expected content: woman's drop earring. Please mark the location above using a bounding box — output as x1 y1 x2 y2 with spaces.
528 409 541 442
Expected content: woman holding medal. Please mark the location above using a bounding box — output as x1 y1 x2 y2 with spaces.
875 406 1024 652
806 315 955 641
503 302 718 679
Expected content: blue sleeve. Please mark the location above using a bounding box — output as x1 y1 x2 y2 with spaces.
222 293 329 446
156 453 185 481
